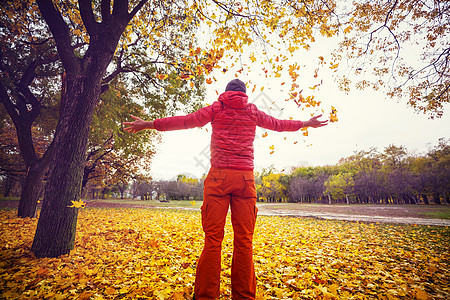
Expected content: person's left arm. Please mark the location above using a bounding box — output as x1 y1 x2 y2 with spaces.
256 109 328 132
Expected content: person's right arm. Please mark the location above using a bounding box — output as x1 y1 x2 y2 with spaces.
123 105 215 134
123 115 155 133
153 105 214 131
300 114 328 128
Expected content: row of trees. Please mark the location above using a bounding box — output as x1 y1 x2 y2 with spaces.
131 175 203 201
75 139 448 205
258 139 449 205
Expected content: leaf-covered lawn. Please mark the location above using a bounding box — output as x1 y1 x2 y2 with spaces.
0 209 448 299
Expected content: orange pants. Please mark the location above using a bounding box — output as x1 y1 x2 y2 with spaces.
194 168 258 300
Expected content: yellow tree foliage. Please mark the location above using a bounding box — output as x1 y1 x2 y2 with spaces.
257 173 287 202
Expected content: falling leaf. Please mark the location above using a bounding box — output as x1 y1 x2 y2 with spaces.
300 126 309 136
68 200 85 208
329 106 338 123
330 63 339 70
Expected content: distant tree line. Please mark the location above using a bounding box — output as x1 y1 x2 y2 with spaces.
130 175 204 202
257 138 449 205
2 139 448 205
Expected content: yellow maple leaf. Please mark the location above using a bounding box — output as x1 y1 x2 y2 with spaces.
330 63 339 70
329 106 338 123
414 288 430 300
301 127 309 136
68 200 85 208
157 74 168 80
104 287 116 295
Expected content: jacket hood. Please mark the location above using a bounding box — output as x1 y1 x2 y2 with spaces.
218 91 249 109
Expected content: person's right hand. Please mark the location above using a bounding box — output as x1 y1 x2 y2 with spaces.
122 115 154 133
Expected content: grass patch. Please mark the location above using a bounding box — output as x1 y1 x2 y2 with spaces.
0 197 19 201
89 198 203 209
423 210 450 219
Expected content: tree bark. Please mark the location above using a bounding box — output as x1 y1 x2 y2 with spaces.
422 194 429 205
31 73 100 257
18 163 46 218
30 0 148 257
433 193 442 205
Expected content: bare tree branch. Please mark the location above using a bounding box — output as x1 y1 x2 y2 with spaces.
129 0 150 21
101 0 111 22
36 0 80 74
79 0 98 37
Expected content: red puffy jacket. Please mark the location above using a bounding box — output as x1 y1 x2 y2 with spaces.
154 91 303 170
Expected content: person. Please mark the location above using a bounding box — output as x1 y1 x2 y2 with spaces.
123 79 328 300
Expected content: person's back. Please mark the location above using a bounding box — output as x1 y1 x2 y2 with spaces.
123 78 328 300
210 90 257 170
211 81 303 171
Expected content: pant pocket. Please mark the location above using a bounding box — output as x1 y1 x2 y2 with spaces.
204 171 226 197
242 173 257 198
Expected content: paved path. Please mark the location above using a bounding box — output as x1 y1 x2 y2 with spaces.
257 209 450 226
3 200 449 226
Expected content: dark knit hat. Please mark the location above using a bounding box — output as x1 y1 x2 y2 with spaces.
225 79 246 93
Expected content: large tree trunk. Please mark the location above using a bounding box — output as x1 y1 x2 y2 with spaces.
31 74 100 257
17 162 46 218
433 193 442 205
31 0 145 258
2 176 16 197
422 194 430 205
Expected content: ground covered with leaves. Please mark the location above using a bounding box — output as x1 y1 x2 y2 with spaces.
0 208 449 299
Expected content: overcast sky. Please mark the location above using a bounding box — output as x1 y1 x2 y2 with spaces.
147 31 449 180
